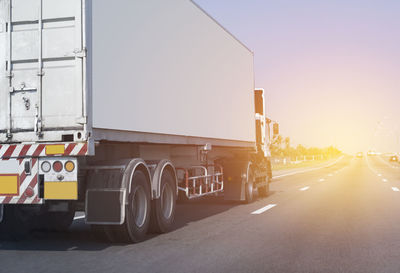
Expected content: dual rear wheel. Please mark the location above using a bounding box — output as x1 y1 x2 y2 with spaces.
97 169 176 243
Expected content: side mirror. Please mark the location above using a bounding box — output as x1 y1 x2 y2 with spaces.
273 123 279 137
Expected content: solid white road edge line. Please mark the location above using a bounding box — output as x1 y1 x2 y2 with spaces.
392 187 400 192
251 204 277 215
300 186 310 191
73 215 86 221
273 156 344 179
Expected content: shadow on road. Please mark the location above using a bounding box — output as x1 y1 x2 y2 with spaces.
0 194 274 251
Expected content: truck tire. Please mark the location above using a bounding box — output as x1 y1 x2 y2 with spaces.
245 169 255 203
150 170 176 233
258 181 269 197
114 169 151 243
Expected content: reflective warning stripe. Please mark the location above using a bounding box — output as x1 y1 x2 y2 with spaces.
2 145 16 159
0 158 42 205
0 142 88 159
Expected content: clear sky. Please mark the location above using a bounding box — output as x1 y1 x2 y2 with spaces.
194 0 400 153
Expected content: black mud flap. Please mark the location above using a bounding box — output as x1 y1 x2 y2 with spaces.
222 161 248 201
85 189 126 225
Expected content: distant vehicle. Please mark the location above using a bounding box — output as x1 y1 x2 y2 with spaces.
390 155 399 162
367 151 377 156
356 152 363 158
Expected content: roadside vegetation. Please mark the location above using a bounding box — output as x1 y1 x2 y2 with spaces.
271 135 342 170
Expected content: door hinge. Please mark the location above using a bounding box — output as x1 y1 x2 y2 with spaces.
74 48 87 58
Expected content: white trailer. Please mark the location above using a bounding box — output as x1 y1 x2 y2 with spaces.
0 0 274 242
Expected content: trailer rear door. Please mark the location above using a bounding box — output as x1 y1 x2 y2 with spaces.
0 0 85 140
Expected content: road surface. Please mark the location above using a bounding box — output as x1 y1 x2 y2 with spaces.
1 155 400 273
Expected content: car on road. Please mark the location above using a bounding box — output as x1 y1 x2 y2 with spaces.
356 152 363 158
389 155 398 162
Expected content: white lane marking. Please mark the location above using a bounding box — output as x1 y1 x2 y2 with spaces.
251 204 277 215
319 178 325 182
273 156 344 179
392 187 400 192
382 178 388 182
378 174 382 177
300 186 310 191
73 215 85 221
328 174 333 177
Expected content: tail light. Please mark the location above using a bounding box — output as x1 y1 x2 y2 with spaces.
41 161 51 173
53 161 63 172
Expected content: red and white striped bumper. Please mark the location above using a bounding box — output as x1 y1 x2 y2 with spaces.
0 142 88 159
0 142 86 204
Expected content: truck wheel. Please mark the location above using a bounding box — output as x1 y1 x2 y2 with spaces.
150 171 176 233
245 169 255 203
115 169 151 243
258 181 269 197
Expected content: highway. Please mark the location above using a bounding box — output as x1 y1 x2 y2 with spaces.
2 155 400 273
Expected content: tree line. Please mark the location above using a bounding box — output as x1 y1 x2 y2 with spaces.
270 135 342 159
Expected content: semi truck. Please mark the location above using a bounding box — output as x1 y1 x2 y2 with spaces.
0 0 276 242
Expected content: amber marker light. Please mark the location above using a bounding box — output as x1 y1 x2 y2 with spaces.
65 161 75 172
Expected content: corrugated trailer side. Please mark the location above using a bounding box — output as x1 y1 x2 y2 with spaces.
89 0 255 146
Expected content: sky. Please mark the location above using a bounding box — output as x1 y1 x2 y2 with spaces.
194 0 400 153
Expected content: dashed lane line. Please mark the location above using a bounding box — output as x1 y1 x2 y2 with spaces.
251 204 277 215
382 178 388 182
319 178 325 182
299 186 310 191
392 187 400 192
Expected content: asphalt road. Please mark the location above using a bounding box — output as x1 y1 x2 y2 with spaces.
2 155 400 273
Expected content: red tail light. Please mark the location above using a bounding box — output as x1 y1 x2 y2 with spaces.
53 161 63 172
